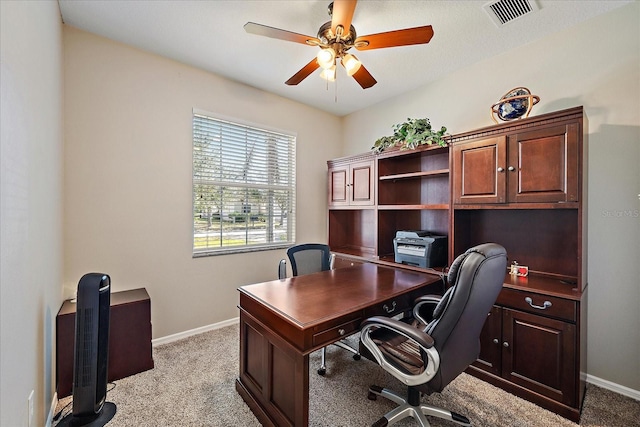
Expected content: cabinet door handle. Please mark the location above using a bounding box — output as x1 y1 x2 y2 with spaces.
497 167 504 172
493 338 499 344
525 297 552 310
383 301 396 313
508 166 515 171
503 341 509 348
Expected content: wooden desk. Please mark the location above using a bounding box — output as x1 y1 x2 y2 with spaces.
56 288 154 398
235 263 441 426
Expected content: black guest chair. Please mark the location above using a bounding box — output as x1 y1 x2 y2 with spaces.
279 243 360 375
359 243 507 426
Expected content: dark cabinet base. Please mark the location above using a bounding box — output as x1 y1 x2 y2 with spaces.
466 365 585 423
56 288 154 398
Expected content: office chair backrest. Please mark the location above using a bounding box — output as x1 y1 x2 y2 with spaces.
422 243 507 393
286 243 332 277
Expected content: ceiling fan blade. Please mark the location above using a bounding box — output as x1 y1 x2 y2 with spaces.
331 0 357 36
355 25 434 50
244 22 320 46
285 58 320 86
350 63 377 89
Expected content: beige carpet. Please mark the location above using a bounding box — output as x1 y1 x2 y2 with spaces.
54 324 639 426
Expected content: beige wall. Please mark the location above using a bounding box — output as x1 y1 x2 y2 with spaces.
342 3 640 391
63 26 343 339
0 1 63 426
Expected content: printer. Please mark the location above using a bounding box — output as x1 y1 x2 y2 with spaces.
393 230 447 268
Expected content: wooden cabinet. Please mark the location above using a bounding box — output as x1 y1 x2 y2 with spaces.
326 106 587 422
56 288 154 398
327 154 376 259
327 146 450 267
328 156 374 207
473 285 583 416
451 107 588 422
453 123 580 205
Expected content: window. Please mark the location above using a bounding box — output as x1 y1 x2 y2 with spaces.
193 110 296 256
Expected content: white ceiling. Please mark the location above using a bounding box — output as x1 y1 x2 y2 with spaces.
58 0 630 117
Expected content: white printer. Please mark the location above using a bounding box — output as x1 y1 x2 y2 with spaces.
393 230 447 268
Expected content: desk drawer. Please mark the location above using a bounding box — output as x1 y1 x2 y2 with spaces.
364 293 412 319
313 318 361 347
498 288 576 322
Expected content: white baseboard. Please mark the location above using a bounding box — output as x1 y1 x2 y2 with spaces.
151 317 239 347
587 374 640 401
46 392 58 427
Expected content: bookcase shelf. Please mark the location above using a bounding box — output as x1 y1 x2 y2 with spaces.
379 168 449 181
378 204 450 210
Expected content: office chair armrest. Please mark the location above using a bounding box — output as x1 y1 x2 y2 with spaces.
361 316 440 386
413 295 442 325
362 316 434 349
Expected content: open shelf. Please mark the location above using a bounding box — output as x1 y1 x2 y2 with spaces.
453 209 580 280
377 209 449 259
379 169 449 181
378 204 449 210
328 209 376 258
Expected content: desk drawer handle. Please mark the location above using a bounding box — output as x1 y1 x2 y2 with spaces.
383 301 397 313
338 328 345 336
525 297 552 310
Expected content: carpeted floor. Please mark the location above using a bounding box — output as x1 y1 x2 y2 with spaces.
54 324 639 426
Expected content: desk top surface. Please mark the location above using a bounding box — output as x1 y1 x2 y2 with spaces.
238 263 441 328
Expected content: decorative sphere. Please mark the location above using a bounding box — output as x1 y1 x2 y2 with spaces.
498 88 530 120
491 87 540 123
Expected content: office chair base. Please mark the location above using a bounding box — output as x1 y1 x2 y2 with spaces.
317 341 360 375
333 340 361 359
367 385 471 427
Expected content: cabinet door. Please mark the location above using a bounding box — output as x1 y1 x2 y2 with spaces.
329 165 349 207
328 160 374 207
349 160 375 206
507 124 579 203
473 305 502 376
453 136 506 204
502 309 576 406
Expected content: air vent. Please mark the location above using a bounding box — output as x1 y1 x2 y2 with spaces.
483 0 540 27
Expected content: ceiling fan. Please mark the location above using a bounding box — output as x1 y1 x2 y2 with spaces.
244 0 434 89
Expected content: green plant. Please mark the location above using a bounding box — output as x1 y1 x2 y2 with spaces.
371 118 449 153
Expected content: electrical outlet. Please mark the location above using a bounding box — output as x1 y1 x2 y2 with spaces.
27 390 34 427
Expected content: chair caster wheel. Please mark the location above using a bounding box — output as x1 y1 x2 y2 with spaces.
353 354 361 361
317 368 326 376
367 391 377 401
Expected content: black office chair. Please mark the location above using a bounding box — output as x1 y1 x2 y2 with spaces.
359 243 507 427
279 243 361 375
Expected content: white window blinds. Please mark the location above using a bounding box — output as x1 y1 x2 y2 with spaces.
193 110 296 256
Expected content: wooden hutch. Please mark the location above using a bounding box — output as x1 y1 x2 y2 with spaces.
326 106 588 421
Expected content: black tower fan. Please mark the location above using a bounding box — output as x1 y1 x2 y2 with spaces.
58 273 116 426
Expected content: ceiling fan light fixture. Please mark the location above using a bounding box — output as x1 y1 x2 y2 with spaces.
319 65 336 81
317 48 336 69
342 53 361 76
246 1 434 90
